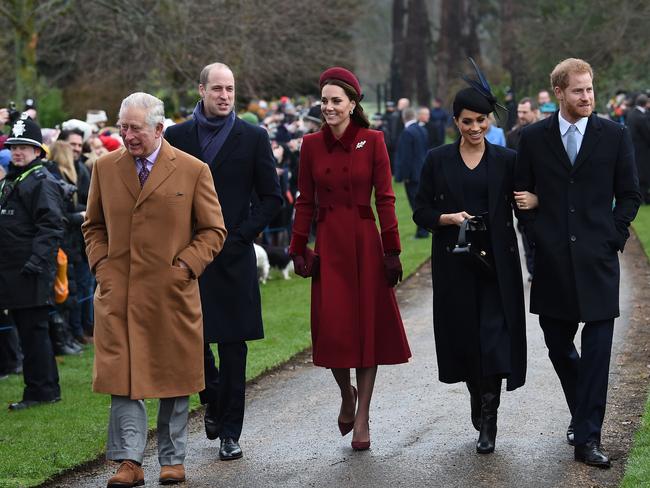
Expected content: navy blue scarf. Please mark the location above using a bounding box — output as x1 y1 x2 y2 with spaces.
192 101 236 165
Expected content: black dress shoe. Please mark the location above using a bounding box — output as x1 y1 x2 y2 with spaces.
574 441 611 469
219 438 243 461
8 398 60 411
566 421 575 446
204 405 219 440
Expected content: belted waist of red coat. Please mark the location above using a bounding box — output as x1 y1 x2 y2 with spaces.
315 204 375 221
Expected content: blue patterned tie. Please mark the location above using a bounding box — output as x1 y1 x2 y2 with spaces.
566 125 578 165
137 158 150 188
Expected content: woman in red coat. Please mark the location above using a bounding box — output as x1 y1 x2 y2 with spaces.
289 67 411 451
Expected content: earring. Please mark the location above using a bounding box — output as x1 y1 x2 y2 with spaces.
349 110 354 115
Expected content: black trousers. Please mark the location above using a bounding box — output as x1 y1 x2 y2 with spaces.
199 341 247 441
539 315 614 446
10 306 60 402
70 258 93 337
0 325 21 374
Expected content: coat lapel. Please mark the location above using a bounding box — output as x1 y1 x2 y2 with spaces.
571 114 602 173
211 117 243 170
115 148 141 201
441 139 465 209
184 119 201 157
486 143 505 220
135 140 177 207
543 112 573 172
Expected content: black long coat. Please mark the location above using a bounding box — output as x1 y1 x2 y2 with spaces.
0 161 64 309
413 141 526 391
516 112 641 322
165 117 282 343
626 106 650 200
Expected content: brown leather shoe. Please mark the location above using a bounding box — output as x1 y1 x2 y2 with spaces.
107 460 144 487
159 464 186 484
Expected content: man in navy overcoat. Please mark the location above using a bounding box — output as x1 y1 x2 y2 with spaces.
516 58 641 468
165 62 282 461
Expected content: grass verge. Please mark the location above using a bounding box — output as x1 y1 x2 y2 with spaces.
0 182 431 487
621 205 650 487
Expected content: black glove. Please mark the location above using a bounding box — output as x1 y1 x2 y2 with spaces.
21 259 43 275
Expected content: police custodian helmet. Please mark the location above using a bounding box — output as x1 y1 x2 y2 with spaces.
4 116 45 155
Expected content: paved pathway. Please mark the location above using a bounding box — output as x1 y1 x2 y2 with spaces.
49 234 650 488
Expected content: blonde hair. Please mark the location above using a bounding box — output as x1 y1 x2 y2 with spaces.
51 140 77 185
550 58 593 90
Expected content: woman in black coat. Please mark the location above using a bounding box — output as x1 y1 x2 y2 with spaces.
413 85 537 454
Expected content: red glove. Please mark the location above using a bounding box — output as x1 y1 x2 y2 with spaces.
383 253 403 287
292 248 320 278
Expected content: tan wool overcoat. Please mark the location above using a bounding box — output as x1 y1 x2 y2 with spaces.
82 140 227 399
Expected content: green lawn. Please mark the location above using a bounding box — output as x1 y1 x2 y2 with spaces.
0 183 431 487
621 205 650 487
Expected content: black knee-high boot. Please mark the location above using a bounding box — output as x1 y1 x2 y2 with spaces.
476 376 502 454
466 379 482 431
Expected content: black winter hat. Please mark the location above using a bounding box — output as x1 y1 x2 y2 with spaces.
5 116 43 150
304 104 322 124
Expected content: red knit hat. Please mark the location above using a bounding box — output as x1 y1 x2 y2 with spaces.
319 67 362 97
99 135 121 152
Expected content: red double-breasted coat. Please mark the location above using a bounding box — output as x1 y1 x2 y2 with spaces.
290 122 411 368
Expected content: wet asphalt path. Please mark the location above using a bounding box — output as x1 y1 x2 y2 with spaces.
50 233 648 488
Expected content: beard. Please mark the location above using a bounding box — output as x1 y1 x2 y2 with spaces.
565 100 593 120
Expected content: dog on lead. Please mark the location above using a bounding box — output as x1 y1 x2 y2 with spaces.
254 243 294 284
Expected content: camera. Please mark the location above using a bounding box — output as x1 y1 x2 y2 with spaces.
7 101 22 126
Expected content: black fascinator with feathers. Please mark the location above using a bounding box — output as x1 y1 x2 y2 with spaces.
453 57 507 121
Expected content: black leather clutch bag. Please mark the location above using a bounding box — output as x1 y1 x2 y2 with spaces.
452 215 494 274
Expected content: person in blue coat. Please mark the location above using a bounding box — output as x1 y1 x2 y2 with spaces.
395 107 429 238
165 62 282 462
485 114 506 147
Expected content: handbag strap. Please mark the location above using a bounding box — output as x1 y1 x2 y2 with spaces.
456 218 470 247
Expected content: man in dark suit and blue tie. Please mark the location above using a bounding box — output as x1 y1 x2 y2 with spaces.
165 63 282 462
395 107 429 238
516 58 641 468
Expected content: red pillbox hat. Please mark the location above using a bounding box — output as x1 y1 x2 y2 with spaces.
319 67 362 97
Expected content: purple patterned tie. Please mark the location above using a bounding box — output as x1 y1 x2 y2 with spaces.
137 158 150 188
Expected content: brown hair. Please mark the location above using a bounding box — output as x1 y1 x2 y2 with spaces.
550 58 593 91
321 79 370 129
518 97 538 110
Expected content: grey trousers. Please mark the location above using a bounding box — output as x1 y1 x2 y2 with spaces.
106 395 189 466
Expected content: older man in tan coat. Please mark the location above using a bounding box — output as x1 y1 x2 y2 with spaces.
83 92 227 487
